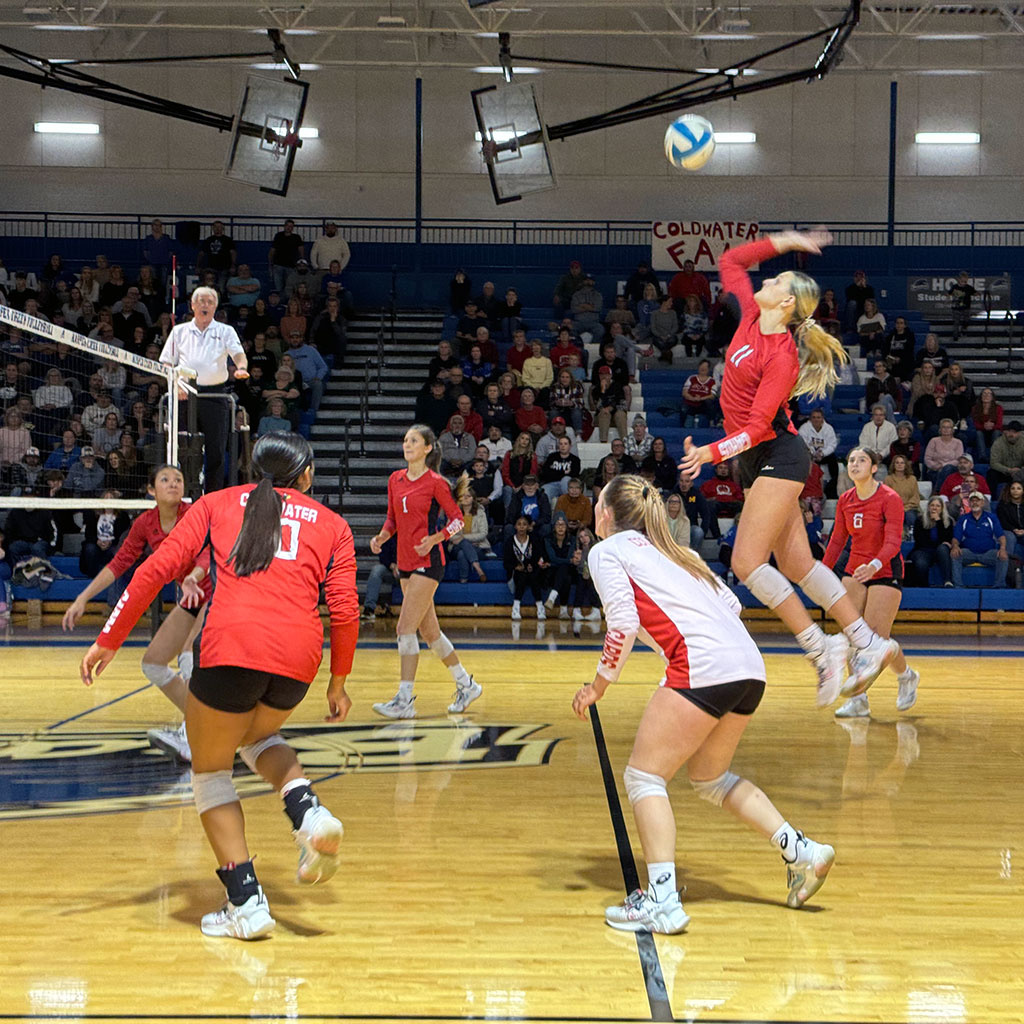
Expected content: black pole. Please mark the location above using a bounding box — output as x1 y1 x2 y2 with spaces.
887 80 898 276
414 72 423 305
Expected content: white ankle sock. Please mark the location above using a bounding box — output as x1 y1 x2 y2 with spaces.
897 667 914 683
398 681 414 700
795 624 827 660
770 821 801 864
843 617 875 650
647 862 677 902
449 662 471 687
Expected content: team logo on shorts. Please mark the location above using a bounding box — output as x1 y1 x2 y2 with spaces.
0 722 562 821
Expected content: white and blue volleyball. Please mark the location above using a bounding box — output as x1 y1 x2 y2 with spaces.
664 114 715 170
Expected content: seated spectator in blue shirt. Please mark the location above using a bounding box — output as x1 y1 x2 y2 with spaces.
951 491 1008 588
226 264 262 307
257 397 292 437
45 430 82 472
284 330 329 413
504 474 552 541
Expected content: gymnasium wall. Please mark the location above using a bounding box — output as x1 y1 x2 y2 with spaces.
0 65 1021 223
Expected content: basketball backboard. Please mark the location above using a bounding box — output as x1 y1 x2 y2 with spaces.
224 74 309 196
471 82 555 205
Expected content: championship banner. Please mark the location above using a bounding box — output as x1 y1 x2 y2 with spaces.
906 274 1012 315
651 219 760 272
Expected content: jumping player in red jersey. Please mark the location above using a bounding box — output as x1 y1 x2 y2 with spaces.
79 433 359 941
62 464 209 762
824 447 920 719
678 231 900 707
370 423 481 718
573 475 835 934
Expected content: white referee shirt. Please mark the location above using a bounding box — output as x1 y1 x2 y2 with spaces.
159 319 244 386
588 530 765 689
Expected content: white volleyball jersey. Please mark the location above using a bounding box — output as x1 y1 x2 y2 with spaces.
588 530 765 689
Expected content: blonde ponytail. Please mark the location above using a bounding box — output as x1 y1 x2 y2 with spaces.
601 475 723 589
452 471 471 505
780 271 849 400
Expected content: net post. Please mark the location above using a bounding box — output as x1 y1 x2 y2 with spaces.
167 368 180 467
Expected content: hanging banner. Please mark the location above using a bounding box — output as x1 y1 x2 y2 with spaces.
906 274 1012 315
651 220 760 272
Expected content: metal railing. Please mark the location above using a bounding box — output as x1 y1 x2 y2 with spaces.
337 418 352 514
358 360 374 457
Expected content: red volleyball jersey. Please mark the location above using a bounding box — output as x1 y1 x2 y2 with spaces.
106 504 212 599
382 468 464 572
98 485 359 682
824 483 905 580
711 238 800 465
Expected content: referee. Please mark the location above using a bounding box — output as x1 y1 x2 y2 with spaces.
160 286 248 492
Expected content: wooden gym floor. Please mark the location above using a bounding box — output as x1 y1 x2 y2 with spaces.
0 621 1022 1024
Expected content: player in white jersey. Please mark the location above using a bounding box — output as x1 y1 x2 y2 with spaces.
573 474 835 934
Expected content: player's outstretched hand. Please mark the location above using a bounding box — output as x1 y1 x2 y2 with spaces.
772 228 833 256
325 675 351 722
80 642 116 687
677 435 712 479
572 682 601 722
179 576 204 608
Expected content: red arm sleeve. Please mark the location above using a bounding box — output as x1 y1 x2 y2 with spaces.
97 499 212 650
823 495 850 570
324 517 360 676
718 238 779 319
501 452 513 487
710 342 799 463
105 513 151 579
435 476 465 539
382 473 397 535
877 489 905 567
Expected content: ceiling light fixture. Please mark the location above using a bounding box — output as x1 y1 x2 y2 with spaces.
34 121 100 134
915 131 979 144
716 131 757 143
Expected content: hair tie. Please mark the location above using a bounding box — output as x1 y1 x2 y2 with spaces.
802 316 815 331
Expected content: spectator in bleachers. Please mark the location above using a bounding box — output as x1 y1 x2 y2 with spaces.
884 316 916 380
505 514 548 621
843 269 874 328
947 472 989 518
549 327 583 374
539 435 581 504
285 330 328 412
865 360 903 423
605 294 637 335
914 382 952 439
951 491 1008 588
642 437 677 495
673 470 712 551
263 366 301 428
501 431 538 507
462 343 495 400
428 340 458 383
668 259 711 312
680 294 709 358
438 415 476 476
506 475 552 541
856 298 887 358
890 420 923 478
279 298 306 343
552 260 586 313
514 387 548 439
647 296 679 362
416 378 456 436
886 454 922 530
40 254 75 296
0 407 35 464
141 219 173 290
76 266 99 305
44 429 81 473
309 221 350 276
570 275 603 344
948 271 977 341
607 321 636 379
99 265 129 309
247 333 277 378
235 365 266 425
504 329 531 384
548 368 584 435
797 408 840 499
471 326 500 367
625 414 653 462
943 363 974 424
859 404 898 460
971 387 1003 462
447 490 491 584
592 455 619 503
79 488 131 579
589 370 628 443
535 416 578 462
135 266 166 320
473 281 501 328
522 337 557 401
543 512 578 618
452 393 483 443
468 456 502 514
554 476 593 535
268 219 305 295
265 289 286 323
607 437 637 475
98 359 126 410
3 488 56 563
478 381 515 438
939 454 989 502
32 368 74 441
681 358 720 427
61 286 87 329
6 445 43 495
624 261 660 307
996 481 1024 575
6 272 38 313
988 420 1024 492
445 364 470 402
493 287 523 342
449 269 472 312
111 291 148 345
923 419 964 486
701 460 744 523
591 339 630 393
92 411 123 457
257 396 292 437
633 283 661 342
244 299 273 342
104 449 140 497
664 492 691 548
226 264 261 309
66 446 104 497
455 300 485 351
570 526 602 622
81 388 122 440
484 424 513 467
813 287 841 329
915 334 949 376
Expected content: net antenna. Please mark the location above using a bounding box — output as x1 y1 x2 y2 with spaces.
474 1 860 204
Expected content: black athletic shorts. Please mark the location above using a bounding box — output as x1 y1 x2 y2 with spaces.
841 554 904 591
737 429 810 490
190 664 309 714
177 599 202 617
669 677 766 718
398 563 445 583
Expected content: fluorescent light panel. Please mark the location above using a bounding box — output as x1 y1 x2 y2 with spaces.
716 131 756 143
34 23 98 31
297 126 318 139
471 66 541 74
915 131 979 144
34 121 99 134
249 62 321 70
474 130 518 143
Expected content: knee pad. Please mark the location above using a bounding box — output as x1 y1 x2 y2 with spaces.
191 769 238 815
798 561 847 611
177 651 194 683
429 633 454 660
397 633 419 657
623 764 668 806
141 661 178 688
690 770 740 807
239 733 288 774
744 563 795 610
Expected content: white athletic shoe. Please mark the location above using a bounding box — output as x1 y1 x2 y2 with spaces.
834 693 871 719
812 633 850 708
785 834 836 909
294 804 344 885
536 601 546 621
448 676 482 714
559 606 570 620
586 608 602 622
200 887 275 940
896 668 920 712
545 590 558 610
147 721 191 763
842 637 900 698
572 607 583 621
511 601 522 621
372 693 417 719
605 888 690 935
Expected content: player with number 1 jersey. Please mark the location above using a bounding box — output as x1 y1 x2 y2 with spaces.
385 466 464 574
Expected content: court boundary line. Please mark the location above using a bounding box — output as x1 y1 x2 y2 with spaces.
589 705 675 1023
44 683 153 731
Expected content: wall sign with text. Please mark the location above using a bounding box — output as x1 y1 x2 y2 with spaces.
651 220 760 272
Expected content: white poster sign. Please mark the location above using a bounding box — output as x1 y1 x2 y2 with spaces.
650 220 760 272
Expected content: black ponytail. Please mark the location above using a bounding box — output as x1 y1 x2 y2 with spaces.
229 431 313 577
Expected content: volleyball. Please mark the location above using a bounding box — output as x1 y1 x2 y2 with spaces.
664 114 716 170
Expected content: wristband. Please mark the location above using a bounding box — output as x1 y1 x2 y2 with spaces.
868 558 883 575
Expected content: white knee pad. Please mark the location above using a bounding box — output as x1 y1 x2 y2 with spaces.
239 733 288 774
690 770 740 807
177 650 194 683
623 764 668 806
191 769 238 814
798 561 847 611
744 563 795 610
141 661 178 688
397 633 419 657
429 633 454 659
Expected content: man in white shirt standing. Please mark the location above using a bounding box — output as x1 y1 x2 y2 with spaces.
309 221 351 279
159 286 248 492
798 408 840 498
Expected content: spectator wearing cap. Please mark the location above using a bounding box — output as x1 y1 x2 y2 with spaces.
553 260 587 312
570 275 604 345
284 259 316 301
625 415 653 461
590 340 631 396
624 261 660 307
309 221 351 276
285 329 329 413
539 435 582 504
939 454 989 502
535 416 578 463
505 474 552 542
951 492 1008 588
7 446 43 495
924 419 965 486
415 379 456 436
268 219 305 295
66 446 105 497
81 390 123 439
988 420 1024 492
